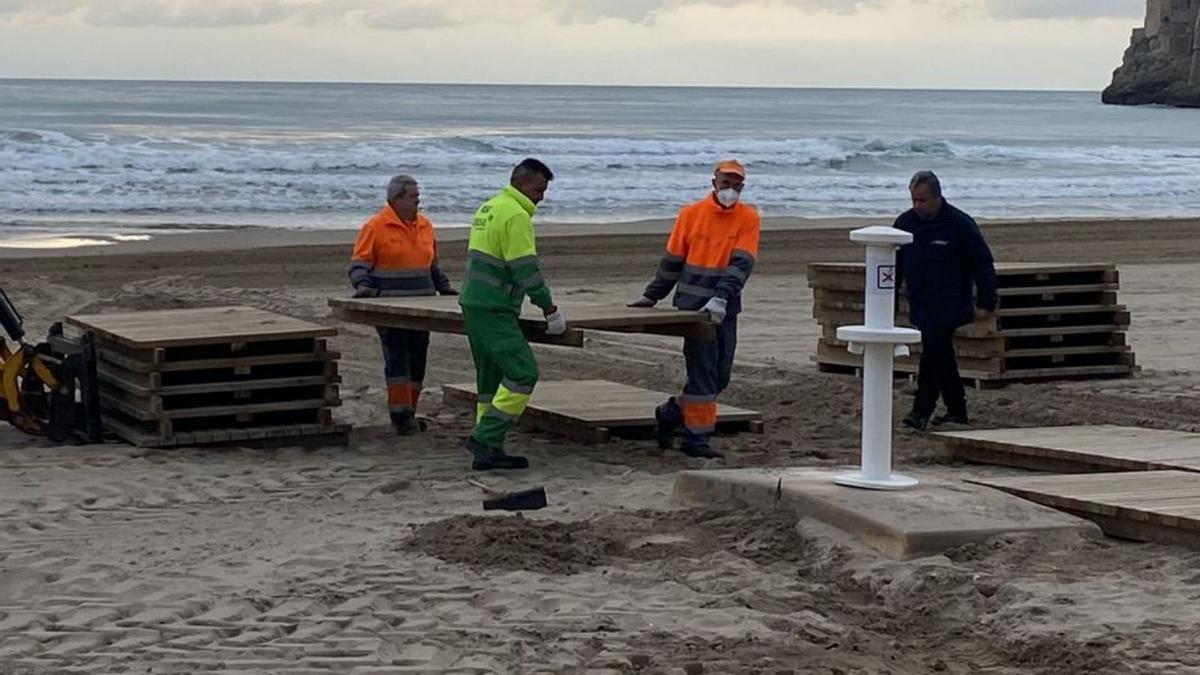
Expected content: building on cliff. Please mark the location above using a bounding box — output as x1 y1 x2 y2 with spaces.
1103 0 1200 107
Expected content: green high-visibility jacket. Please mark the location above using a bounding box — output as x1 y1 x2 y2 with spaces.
459 185 554 314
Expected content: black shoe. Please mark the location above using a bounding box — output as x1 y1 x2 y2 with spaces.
391 413 424 435
471 454 529 471
902 412 930 431
931 414 969 427
681 443 724 459
465 438 529 471
654 406 676 450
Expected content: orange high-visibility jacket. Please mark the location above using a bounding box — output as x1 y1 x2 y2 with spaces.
643 196 760 313
348 206 452 296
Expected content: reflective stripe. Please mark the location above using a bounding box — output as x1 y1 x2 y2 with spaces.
680 393 718 403
676 284 717 299
492 384 531 416
500 378 534 395
386 377 411 385
465 268 515 293
468 249 507 268
507 255 540 269
485 407 519 423
683 263 725 278
731 249 756 262
684 423 716 435
478 393 494 403
516 273 545 291
723 265 748 282
372 268 433 279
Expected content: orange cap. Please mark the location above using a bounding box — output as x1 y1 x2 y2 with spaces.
713 159 746 178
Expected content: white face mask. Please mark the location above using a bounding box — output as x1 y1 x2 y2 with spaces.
715 187 740 207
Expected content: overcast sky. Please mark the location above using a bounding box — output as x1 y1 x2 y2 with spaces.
0 0 1147 89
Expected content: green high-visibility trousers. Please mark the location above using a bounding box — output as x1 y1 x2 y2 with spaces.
463 307 539 451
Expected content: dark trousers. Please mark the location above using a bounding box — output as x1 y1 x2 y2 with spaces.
658 314 738 449
376 327 430 423
914 324 966 418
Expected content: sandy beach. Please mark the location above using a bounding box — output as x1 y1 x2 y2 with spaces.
3 216 1200 673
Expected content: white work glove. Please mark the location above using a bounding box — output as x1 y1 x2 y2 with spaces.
544 310 567 336
701 297 727 325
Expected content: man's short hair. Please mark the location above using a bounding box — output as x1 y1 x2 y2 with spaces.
511 158 554 184
387 174 418 203
909 170 942 198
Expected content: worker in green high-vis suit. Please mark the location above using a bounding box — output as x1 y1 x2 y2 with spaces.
459 158 566 470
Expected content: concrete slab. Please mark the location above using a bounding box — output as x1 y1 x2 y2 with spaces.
673 468 1101 559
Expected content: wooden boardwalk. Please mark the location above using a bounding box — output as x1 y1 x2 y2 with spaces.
970 471 1200 547
442 380 763 443
935 425 1200 473
67 306 347 448
329 296 714 348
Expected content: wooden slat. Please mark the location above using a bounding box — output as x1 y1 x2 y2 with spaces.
101 392 338 421
67 306 335 348
969 471 1200 545
936 426 1200 473
98 371 335 397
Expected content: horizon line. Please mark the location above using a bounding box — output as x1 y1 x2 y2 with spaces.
0 75 1098 94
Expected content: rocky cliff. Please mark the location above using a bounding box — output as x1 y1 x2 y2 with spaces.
1103 0 1200 107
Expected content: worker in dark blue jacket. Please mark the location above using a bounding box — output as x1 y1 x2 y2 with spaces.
894 171 998 430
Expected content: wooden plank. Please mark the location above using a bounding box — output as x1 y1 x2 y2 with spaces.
936 426 1200 473
67 306 336 349
442 380 762 442
101 392 337 421
332 306 585 348
969 471 1200 545
98 370 335 397
329 296 714 341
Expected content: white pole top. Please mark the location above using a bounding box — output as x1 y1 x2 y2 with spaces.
849 225 912 247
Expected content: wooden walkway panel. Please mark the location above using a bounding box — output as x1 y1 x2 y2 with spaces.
443 379 763 443
935 425 1200 473
970 471 1200 547
329 296 714 348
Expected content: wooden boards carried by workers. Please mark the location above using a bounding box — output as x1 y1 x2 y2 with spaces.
808 261 1136 388
969 471 1200 548
934 425 1200 474
328 295 714 348
442 380 764 444
66 306 348 448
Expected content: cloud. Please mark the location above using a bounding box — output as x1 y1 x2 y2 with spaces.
929 0 1145 21
0 0 1144 31
0 0 889 30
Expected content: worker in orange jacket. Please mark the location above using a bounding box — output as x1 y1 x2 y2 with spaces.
630 160 760 458
349 174 456 434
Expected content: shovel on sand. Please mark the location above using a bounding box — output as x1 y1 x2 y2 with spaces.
464 478 548 512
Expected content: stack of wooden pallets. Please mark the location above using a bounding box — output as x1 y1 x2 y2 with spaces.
66 306 347 448
808 262 1136 388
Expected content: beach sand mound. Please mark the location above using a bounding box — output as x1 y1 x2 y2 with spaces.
406 508 831 575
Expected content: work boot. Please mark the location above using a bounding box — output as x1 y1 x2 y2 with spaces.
654 405 677 450
465 437 529 471
902 411 930 431
391 412 425 436
680 442 724 459
931 413 969 427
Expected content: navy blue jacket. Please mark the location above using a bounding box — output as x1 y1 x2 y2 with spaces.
894 201 998 330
